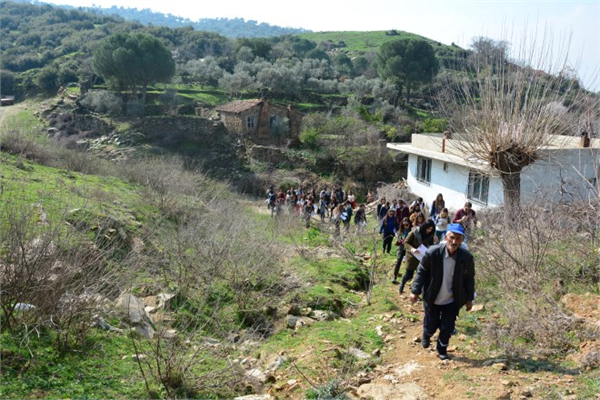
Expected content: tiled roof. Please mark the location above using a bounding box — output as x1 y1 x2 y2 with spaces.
215 99 263 114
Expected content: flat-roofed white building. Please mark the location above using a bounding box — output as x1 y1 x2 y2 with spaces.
387 133 600 212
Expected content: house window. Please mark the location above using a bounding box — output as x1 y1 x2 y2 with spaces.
443 162 449 171
467 171 489 204
247 116 255 129
269 115 277 127
416 157 432 184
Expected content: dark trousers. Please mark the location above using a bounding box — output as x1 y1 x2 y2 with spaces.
399 268 415 292
423 301 458 355
393 248 406 278
382 234 394 253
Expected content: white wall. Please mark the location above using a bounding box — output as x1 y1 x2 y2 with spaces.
405 154 504 214
521 148 600 204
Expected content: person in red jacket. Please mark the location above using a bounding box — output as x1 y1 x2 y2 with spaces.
452 201 477 240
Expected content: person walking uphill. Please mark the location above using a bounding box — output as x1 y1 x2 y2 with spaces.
379 209 398 254
409 223 475 360
399 219 435 294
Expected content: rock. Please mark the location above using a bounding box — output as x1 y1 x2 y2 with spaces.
520 389 533 397
287 379 297 385
286 315 300 329
311 310 337 321
412 336 421 343
234 395 272 400
295 317 316 329
500 379 512 386
160 329 177 339
348 347 370 359
266 355 287 371
246 368 267 383
395 361 422 377
14 303 36 312
371 348 381 357
115 293 155 339
357 382 426 400
492 363 508 371
471 304 485 312
157 293 176 310
376 326 384 336
495 391 511 400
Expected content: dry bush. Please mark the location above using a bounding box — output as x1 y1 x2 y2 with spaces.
0 125 52 165
121 186 287 397
118 156 211 215
0 200 120 351
475 198 599 358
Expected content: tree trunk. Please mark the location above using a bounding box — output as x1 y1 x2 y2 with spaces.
406 81 412 104
501 172 521 214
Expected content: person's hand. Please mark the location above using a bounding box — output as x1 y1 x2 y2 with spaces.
411 248 419 254
409 294 419 303
465 301 473 311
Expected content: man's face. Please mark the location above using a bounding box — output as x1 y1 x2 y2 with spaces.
445 232 464 254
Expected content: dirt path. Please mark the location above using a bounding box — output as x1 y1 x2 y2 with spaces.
348 281 583 400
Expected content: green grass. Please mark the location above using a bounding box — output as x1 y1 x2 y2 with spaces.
297 30 437 53
0 153 152 236
1 328 147 399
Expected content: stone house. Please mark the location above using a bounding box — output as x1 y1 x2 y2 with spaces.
215 98 301 145
387 133 600 212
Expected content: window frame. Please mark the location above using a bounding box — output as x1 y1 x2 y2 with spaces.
247 115 255 129
467 171 489 204
416 156 432 184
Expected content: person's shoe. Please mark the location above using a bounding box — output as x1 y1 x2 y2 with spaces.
398 285 404 294
392 278 399 284
421 334 431 348
437 353 451 360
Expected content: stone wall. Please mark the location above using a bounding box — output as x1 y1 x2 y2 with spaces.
138 116 226 140
246 144 303 166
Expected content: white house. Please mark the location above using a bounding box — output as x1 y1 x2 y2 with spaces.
387 133 600 212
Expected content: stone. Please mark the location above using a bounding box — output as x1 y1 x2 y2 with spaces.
357 382 426 400
395 361 422 377
471 304 485 312
371 348 381 357
246 368 267 383
286 315 300 329
348 347 370 359
492 363 508 371
234 395 272 400
495 391 511 400
266 355 287 371
375 326 384 336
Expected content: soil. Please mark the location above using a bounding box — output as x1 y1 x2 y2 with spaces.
256 209 600 400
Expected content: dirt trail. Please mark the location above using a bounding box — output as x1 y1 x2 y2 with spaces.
348 275 589 400
262 209 584 399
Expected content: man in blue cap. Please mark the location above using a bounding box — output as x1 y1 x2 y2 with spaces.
409 223 475 360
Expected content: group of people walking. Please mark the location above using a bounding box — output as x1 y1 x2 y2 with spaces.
266 185 367 235
376 193 477 361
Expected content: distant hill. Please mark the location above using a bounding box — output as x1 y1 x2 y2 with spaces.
9 0 310 38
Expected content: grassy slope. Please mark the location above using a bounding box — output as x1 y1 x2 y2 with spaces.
297 30 458 55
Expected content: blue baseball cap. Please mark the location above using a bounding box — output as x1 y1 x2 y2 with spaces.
447 223 465 236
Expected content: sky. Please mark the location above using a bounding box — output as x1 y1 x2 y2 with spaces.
48 0 600 91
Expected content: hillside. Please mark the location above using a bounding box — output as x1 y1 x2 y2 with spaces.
1 101 599 400
9 0 309 38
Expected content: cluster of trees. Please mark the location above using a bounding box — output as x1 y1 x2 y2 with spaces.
0 0 462 106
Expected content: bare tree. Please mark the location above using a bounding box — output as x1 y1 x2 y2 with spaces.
440 30 599 212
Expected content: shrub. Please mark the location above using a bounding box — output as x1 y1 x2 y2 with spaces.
300 127 320 149
423 117 448 133
80 90 123 117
